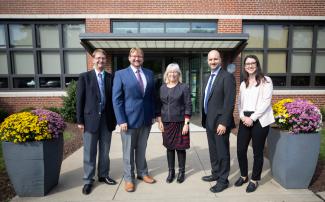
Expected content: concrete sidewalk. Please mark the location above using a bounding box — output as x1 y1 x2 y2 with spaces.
11 123 322 202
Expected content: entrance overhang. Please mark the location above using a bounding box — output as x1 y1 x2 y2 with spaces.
80 33 248 61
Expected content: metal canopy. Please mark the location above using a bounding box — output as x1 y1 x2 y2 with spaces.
79 33 248 55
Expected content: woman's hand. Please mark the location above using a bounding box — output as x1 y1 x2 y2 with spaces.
158 121 164 132
182 124 189 135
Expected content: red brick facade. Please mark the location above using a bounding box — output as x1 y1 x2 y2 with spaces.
0 0 324 114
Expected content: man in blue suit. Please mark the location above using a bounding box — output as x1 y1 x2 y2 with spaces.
76 49 117 195
113 48 156 192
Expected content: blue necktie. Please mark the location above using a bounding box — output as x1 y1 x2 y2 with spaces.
136 69 145 95
98 73 105 111
204 74 215 114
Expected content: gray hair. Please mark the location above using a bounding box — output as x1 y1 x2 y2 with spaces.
163 63 182 83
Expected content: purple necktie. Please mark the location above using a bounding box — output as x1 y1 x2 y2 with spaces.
136 69 144 95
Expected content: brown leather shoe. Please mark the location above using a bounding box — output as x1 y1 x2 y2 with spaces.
137 175 156 184
124 182 135 192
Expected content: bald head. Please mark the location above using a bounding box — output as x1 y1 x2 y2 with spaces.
207 49 221 71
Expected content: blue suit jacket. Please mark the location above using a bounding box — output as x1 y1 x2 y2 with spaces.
113 66 156 128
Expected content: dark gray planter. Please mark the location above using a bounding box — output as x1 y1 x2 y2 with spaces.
2 135 63 196
267 128 320 189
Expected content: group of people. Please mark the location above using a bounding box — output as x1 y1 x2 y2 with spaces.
76 47 274 195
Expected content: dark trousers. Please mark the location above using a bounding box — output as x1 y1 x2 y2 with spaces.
206 128 230 185
237 118 269 181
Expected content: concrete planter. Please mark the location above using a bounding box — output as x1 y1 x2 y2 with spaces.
2 135 63 196
267 128 320 189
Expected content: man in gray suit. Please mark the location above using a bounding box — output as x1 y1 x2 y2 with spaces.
76 49 117 195
201 49 236 193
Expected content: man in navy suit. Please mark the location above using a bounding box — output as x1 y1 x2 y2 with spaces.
76 49 117 195
113 48 156 192
201 50 236 193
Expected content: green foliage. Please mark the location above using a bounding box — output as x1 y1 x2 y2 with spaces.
320 106 325 121
18 107 35 112
320 129 325 161
63 131 73 141
45 107 62 115
0 108 9 123
61 80 77 123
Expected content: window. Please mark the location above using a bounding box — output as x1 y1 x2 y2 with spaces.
0 21 85 90
243 22 325 88
112 20 217 34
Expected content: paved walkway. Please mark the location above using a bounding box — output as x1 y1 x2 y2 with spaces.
11 123 323 202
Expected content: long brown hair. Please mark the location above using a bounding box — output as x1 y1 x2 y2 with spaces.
242 55 266 88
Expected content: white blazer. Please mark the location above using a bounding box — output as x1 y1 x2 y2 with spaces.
238 76 275 128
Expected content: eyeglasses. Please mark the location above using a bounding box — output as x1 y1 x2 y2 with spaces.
245 62 257 66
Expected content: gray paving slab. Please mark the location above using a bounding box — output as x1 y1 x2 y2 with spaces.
10 124 322 202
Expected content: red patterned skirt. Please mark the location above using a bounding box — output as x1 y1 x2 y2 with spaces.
162 122 190 150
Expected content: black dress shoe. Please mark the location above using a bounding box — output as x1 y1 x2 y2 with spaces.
202 175 219 182
98 177 117 185
210 182 229 193
82 184 92 195
234 177 248 187
246 181 258 193
176 171 185 183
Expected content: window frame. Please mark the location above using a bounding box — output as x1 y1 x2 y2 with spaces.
243 21 325 89
0 20 85 91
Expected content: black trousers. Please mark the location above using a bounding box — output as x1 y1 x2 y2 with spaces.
237 115 269 181
206 128 230 185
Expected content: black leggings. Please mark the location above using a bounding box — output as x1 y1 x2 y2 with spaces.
237 115 269 181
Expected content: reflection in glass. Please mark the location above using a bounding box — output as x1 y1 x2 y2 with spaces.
267 52 287 73
41 52 61 74
13 77 35 88
38 25 59 48
65 52 86 74
113 22 138 34
0 25 5 47
166 22 190 33
140 22 164 33
0 52 8 74
293 26 313 48
0 78 8 88
9 24 32 48
317 26 325 48
291 51 311 73
315 76 325 86
268 25 288 48
243 25 264 48
191 22 216 33
40 77 61 88
65 77 78 87
270 76 286 86
291 76 310 86
13 52 35 74
63 24 85 48
316 52 325 73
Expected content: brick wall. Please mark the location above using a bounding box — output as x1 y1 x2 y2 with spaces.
0 0 324 16
0 97 63 114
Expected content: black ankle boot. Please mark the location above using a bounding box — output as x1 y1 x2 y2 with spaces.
166 149 175 183
177 171 185 183
166 169 175 183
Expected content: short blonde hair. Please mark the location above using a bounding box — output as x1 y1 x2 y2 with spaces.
129 48 144 57
163 63 182 83
92 48 107 57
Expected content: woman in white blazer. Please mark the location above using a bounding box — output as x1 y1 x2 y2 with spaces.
235 55 275 193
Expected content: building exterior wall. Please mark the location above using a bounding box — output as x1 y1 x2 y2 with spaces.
0 0 324 114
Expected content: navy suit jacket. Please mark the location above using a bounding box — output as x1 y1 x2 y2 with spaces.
201 68 236 131
76 69 116 133
113 66 156 128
